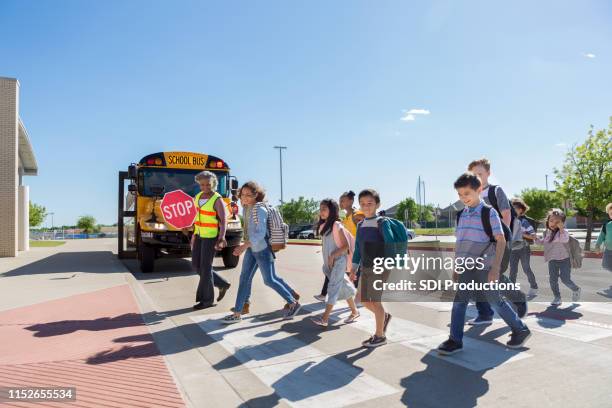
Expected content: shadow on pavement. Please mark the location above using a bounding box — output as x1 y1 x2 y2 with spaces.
242 347 373 407
2 251 122 277
401 353 490 408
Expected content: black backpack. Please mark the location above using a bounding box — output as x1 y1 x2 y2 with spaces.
457 204 511 273
487 185 518 227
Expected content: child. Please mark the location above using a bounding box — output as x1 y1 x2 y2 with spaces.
537 209 581 306
595 202 612 272
351 189 394 348
314 190 365 301
467 158 527 324
437 173 531 355
509 198 539 297
311 199 360 327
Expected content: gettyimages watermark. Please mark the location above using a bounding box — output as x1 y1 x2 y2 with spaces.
356 243 611 303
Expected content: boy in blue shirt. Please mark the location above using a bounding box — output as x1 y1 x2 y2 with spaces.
438 173 531 355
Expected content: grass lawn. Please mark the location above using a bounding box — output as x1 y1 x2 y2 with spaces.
414 228 455 236
30 240 66 247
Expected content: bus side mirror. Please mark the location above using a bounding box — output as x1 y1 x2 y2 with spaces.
128 184 137 193
230 178 239 191
128 164 137 179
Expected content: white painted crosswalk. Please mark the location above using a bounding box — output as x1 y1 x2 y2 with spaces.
191 312 398 408
301 303 532 371
190 300 612 407
411 301 612 342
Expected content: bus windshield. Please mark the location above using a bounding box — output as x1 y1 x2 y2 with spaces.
139 168 228 198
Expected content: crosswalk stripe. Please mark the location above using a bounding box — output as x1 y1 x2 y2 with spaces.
302 303 532 371
412 302 612 342
191 312 398 408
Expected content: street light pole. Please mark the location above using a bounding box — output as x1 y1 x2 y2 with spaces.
273 146 287 204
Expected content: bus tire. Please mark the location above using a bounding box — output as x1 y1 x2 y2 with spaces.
140 245 155 273
222 247 239 268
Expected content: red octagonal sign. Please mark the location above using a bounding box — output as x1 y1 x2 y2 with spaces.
160 190 197 229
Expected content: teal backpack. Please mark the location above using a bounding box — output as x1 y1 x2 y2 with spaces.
377 216 409 258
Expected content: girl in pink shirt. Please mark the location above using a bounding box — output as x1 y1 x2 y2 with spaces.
536 209 581 306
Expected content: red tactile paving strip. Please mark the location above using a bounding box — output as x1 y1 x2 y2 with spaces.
0 285 185 407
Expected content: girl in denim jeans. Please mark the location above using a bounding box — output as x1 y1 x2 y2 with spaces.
222 181 301 324
537 209 581 306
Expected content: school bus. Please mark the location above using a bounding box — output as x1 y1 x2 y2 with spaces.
117 151 242 272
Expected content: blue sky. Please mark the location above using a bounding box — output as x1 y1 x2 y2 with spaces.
1 0 611 226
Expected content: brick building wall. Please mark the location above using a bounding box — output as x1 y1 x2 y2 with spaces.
0 78 19 257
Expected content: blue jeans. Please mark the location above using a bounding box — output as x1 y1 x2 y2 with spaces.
450 269 526 342
548 258 579 297
234 247 296 312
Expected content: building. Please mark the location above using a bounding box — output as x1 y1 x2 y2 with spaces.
1 77 38 257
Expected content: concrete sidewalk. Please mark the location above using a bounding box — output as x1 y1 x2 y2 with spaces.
0 239 239 408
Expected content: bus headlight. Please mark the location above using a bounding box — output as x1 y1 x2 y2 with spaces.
144 222 168 231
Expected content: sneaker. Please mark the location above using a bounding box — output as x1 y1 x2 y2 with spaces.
383 313 392 334
221 314 242 324
515 301 528 318
507 328 531 349
528 288 538 298
572 288 582 302
551 297 562 306
284 302 302 319
437 338 463 355
362 335 387 348
467 316 493 325
313 294 326 302
217 285 230 302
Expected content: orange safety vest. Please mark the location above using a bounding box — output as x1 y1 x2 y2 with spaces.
193 191 221 238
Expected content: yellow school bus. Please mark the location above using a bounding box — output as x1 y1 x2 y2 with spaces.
118 151 242 272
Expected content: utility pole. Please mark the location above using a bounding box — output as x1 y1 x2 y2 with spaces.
545 174 549 191
273 146 287 204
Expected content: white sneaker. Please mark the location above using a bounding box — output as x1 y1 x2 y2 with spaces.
313 294 326 302
528 288 538 297
551 297 562 306
572 288 582 302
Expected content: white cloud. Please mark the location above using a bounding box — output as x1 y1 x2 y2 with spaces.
400 108 430 122
583 52 596 59
406 109 431 115
555 142 567 147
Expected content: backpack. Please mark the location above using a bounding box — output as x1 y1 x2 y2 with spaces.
331 221 355 272
563 235 583 269
520 215 540 244
376 216 409 259
456 204 511 273
251 203 289 252
487 185 520 242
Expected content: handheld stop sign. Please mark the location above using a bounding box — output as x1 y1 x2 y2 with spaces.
160 190 197 229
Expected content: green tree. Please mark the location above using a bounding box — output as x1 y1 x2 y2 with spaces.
519 188 563 221
29 201 47 227
395 198 418 225
554 119 612 250
77 215 100 234
278 197 319 226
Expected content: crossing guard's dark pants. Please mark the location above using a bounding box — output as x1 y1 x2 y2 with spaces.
192 235 229 305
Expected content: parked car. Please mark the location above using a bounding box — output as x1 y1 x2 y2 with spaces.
297 229 316 239
289 225 312 239
406 229 416 240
